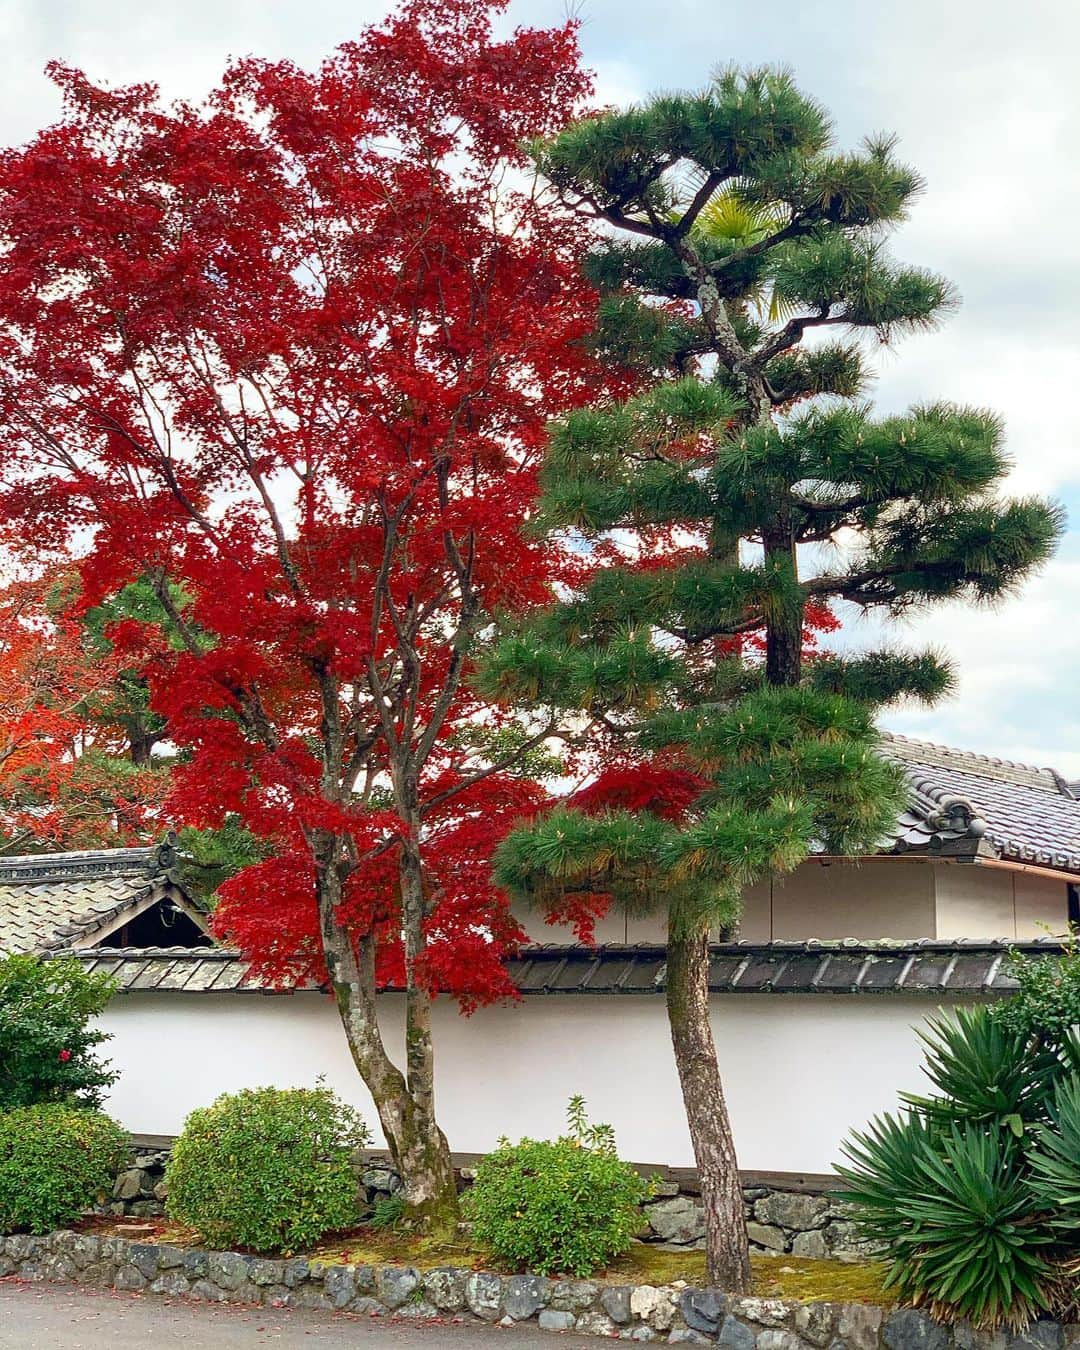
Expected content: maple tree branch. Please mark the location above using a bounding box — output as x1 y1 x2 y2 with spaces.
419 716 558 819
177 336 303 596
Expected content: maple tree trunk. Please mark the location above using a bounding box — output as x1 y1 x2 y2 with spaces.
397 815 460 1231
316 861 458 1233
665 926 751 1292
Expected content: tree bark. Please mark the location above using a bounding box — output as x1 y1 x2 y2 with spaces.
665 925 751 1292
315 855 459 1232
763 532 804 688
398 811 460 1230
765 614 803 687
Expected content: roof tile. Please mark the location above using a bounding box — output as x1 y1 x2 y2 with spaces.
883 734 1080 872
44 939 1067 999
0 839 194 955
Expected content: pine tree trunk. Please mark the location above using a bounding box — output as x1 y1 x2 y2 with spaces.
665 926 751 1292
765 618 803 686
316 859 459 1232
763 531 804 687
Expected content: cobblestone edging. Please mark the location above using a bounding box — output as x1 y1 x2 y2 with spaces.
2 1231 1078 1347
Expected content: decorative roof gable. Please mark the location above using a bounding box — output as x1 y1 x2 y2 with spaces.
0 836 208 955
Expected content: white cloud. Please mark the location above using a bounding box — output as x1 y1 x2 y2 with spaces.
854 550 1080 775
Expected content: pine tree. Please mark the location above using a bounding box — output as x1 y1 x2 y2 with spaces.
483 69 1064 1289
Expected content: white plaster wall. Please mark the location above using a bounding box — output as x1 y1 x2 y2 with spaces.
933 864 1013 938
746 860 937 941
96 992 954 1174
934 864 1068 939
511 860 938 945
1014 871 1070 937
509 900 668 945
514 860 1069 946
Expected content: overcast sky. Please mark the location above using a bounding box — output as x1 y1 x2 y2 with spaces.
3 0 1078 770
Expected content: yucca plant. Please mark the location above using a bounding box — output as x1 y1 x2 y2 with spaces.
838 1002 1080 1330
1050 1253 1080 1323
839 1119 1057 1330
1028 1072 1080 1227
902 1005 1059 1136
1061 1026 1080 1076
835 1110 939 1248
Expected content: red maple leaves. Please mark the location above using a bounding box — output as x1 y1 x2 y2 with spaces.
0 0 601 1008
0 575 168 848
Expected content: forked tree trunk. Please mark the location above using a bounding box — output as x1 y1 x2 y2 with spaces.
316 860 459 1233
665 926 751 1292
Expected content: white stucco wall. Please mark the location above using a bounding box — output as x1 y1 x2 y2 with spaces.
748 861 937 940
513 860 1071 945
511 860 940 944
96 991 957 1174
933 863 1068 939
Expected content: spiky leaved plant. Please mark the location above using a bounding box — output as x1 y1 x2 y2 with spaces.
483 67 1063 1290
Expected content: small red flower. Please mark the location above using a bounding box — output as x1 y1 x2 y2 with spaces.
58 1049 71 1062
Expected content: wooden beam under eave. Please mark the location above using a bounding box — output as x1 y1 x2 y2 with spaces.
808 853 1080 884
965 856 1080 885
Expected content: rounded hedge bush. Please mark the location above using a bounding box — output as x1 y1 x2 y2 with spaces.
0 1104 128 1233
465 1099 650 1276
165 1084 370 1253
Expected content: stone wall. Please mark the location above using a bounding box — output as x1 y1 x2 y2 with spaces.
102 1149 404 1222
2 1230 1077 1348
103 1149 870 1262
640 1184 876 1263
103 1148 170 1218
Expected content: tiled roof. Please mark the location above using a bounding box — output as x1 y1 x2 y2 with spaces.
0 838 196 955
882 734 1080 873
51 939 1063 998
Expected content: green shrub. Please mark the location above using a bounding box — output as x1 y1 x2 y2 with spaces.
464 1096 650 1276
0 1104 128 1233
165 1084 369 1253
839 1113 1056 1330
992 927 1080 1047
0 953 117 1109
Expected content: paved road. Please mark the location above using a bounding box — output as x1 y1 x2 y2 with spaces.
0 1281 602 1348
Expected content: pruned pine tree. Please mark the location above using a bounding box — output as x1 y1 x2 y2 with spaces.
481 69 1064 1290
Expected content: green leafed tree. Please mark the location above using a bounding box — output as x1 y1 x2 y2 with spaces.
481 68 1064 1290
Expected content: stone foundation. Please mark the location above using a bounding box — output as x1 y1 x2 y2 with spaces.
103 1148 870 1261
2 1230 1076 1347
639 1185 876 1263
102 1148 405 1221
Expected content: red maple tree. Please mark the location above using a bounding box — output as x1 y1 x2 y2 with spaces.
0 0 599 1221
0 574 168 851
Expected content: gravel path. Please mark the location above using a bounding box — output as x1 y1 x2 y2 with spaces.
0 1280 601 1348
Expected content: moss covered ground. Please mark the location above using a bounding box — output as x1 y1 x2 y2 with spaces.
77 1216 892 1304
